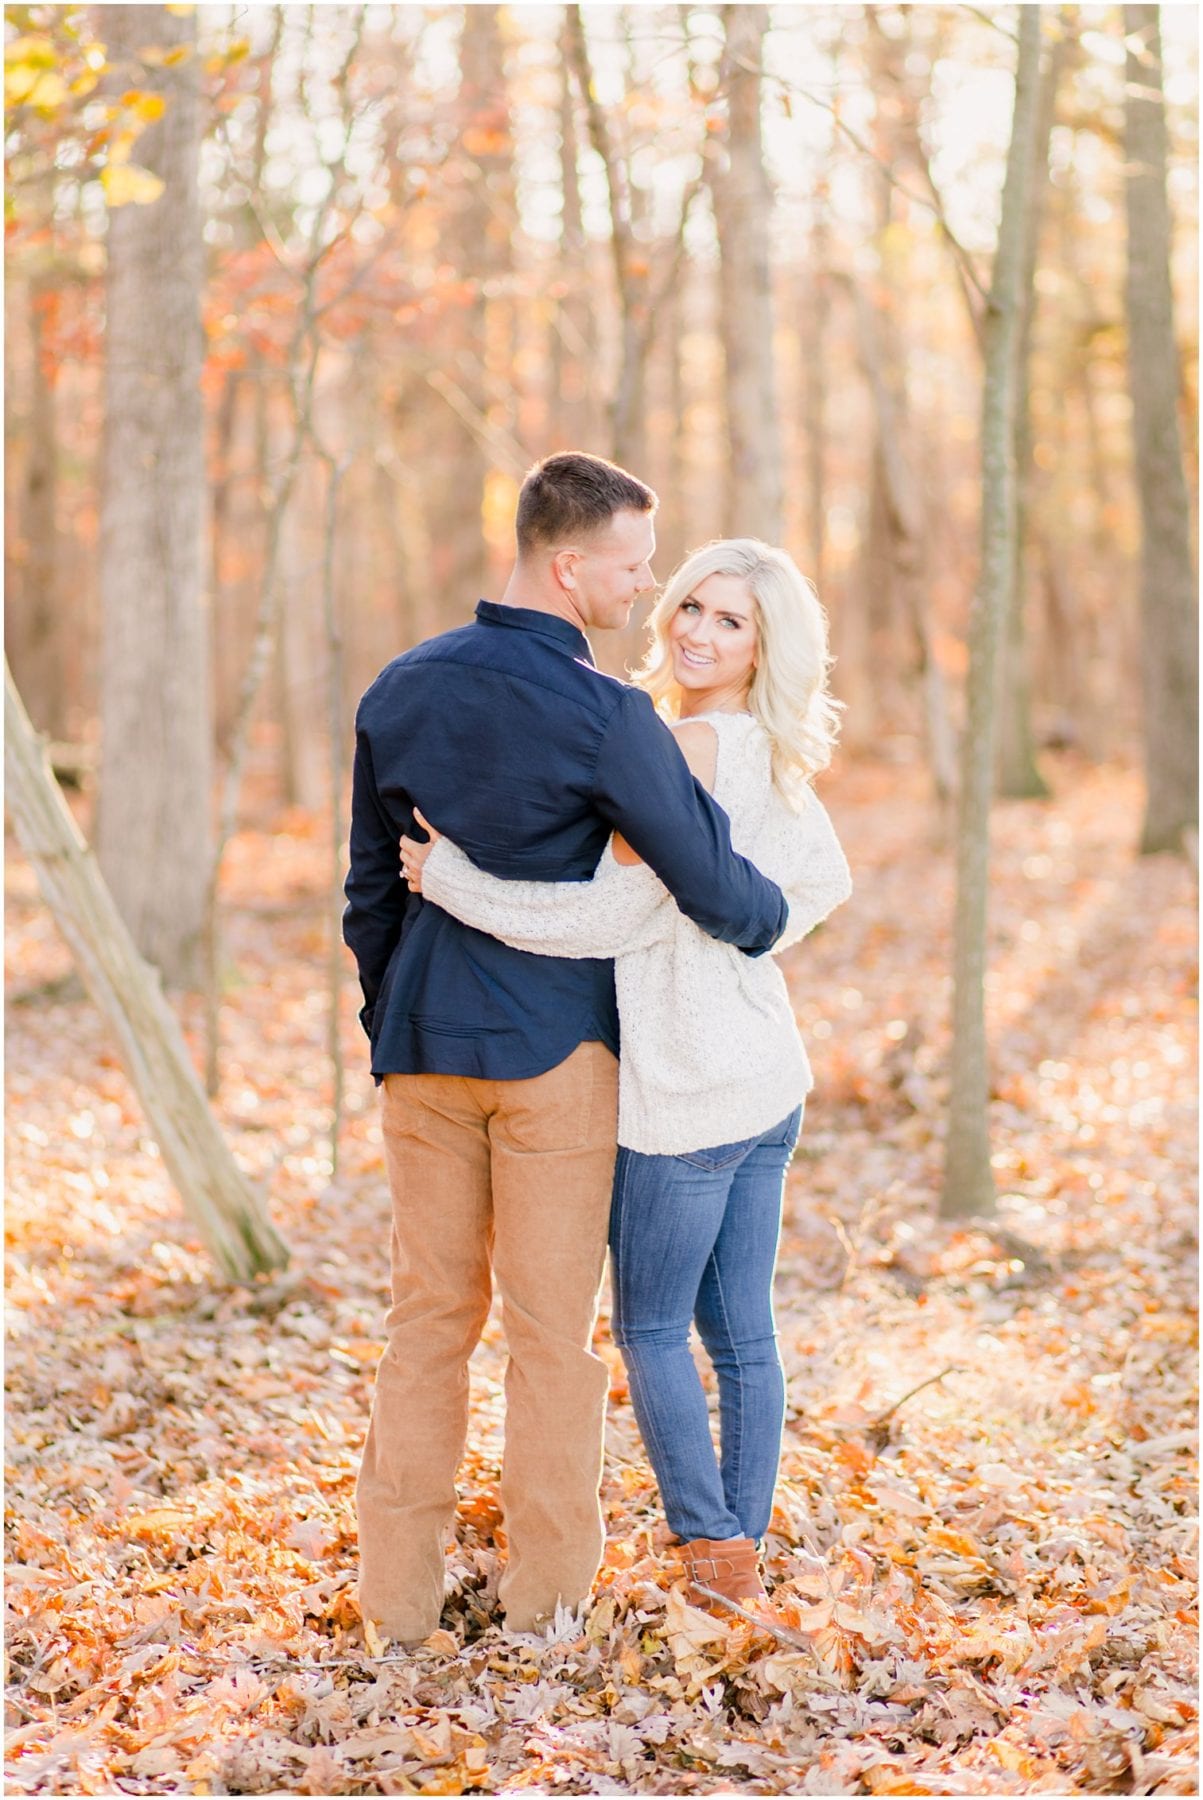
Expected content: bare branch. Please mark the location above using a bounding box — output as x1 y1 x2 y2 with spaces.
564 5 635 313
726 48 991 319
868 1365 963 1442
637 171 706 358
425 370 531 478
686 1586 822 1657
961 6 1021 46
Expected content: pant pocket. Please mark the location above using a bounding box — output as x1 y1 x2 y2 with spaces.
674 1135 759 1173
495 1042 617 1154
773 1104 804 1153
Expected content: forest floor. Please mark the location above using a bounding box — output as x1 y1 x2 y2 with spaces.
5 752 1198 1798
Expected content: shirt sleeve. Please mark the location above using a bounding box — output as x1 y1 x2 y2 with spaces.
342 726 409 1038
758 794 853 954
420 836 673 959
590 687 787 956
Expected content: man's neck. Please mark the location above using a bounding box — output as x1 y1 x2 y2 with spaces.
499 566 588 633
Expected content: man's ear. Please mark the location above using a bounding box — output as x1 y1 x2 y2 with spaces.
552 548 581 593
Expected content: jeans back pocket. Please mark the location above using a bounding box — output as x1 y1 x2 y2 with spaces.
674 1136 758 1173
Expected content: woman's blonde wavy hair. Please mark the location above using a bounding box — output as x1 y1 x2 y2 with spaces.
635 538 842 803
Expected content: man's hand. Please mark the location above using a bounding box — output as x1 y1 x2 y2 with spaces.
400 808 441 893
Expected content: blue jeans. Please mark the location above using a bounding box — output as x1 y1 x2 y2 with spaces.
609 1106 803 1544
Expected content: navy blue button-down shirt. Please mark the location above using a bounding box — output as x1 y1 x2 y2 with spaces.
343 600 787 1081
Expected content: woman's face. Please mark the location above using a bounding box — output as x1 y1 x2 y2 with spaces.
667 572 758 707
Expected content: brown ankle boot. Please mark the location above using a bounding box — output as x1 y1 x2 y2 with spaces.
676 1536 767 1616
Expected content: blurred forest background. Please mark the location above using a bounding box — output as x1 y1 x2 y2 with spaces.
5 2 1197 852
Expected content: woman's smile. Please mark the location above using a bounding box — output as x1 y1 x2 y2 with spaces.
668 571 758 712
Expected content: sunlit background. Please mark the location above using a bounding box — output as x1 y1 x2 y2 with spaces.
4 3 1198 780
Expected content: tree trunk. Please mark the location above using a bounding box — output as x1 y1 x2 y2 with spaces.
317 455 347 1177
661 279 689 574
13 275 65 740
550 27 597 454
1051 161 1118 758
372 451 413 647
802 207 829 594
996 26 1063 800
97 4 212 986
564 6 702 484
6 661 287 1280
941 6 1044 1221
845 276 958 804
564 5 646 472
277 471 326 811
851 449 895 743
424 4 512 608
1123 4 1199 854
209 365 244 748
709 3 782 541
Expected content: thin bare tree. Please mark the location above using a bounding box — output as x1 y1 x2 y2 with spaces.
564 5 701 476
423 3 514 607
942 5 1045 1221
708 2 782 540
996 21 1065 800
1122 4 1199 855
845 275 959 810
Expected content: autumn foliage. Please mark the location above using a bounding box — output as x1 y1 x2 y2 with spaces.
6 756 1197 1795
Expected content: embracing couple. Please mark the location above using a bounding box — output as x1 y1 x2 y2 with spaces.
343 452 851 1647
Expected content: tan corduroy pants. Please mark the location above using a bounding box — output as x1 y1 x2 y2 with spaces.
356 1040 619 1642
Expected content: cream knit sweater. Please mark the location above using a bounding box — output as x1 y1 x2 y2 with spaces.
420 711 852 1155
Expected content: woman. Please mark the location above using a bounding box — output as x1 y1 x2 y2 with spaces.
400 539 851 1615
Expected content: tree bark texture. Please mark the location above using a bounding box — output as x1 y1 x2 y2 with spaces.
942 5 1044 1221
845 276 958 804
564 6 647 472
97 4 212 986
802 210 829 595
424 4 511 609
318 457 348 1178
209 365 244 747
549 29 598 454
709 3 782 541
1122 4 1199 854
11 275 65 740
6 661 288 1280
996 25 1063 801
278 468 327 811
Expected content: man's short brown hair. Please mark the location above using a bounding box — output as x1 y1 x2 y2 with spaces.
515 452 657 554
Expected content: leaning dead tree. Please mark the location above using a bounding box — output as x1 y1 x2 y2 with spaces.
5 661 289 1280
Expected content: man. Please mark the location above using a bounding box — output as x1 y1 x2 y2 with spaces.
344 452 786 1646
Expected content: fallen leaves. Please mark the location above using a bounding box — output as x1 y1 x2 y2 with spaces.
4 756 1198 1793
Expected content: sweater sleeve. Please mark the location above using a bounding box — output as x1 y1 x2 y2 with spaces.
419 836 674 960
758 795 852 954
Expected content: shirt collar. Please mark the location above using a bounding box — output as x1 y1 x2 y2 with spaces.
474 600 595 667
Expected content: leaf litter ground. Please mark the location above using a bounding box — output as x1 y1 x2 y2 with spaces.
5 755 1197 1796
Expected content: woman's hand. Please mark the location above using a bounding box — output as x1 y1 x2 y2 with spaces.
400 808 441 893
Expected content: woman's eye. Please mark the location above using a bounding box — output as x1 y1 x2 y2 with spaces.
720 616 741 629
680 600 699 614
